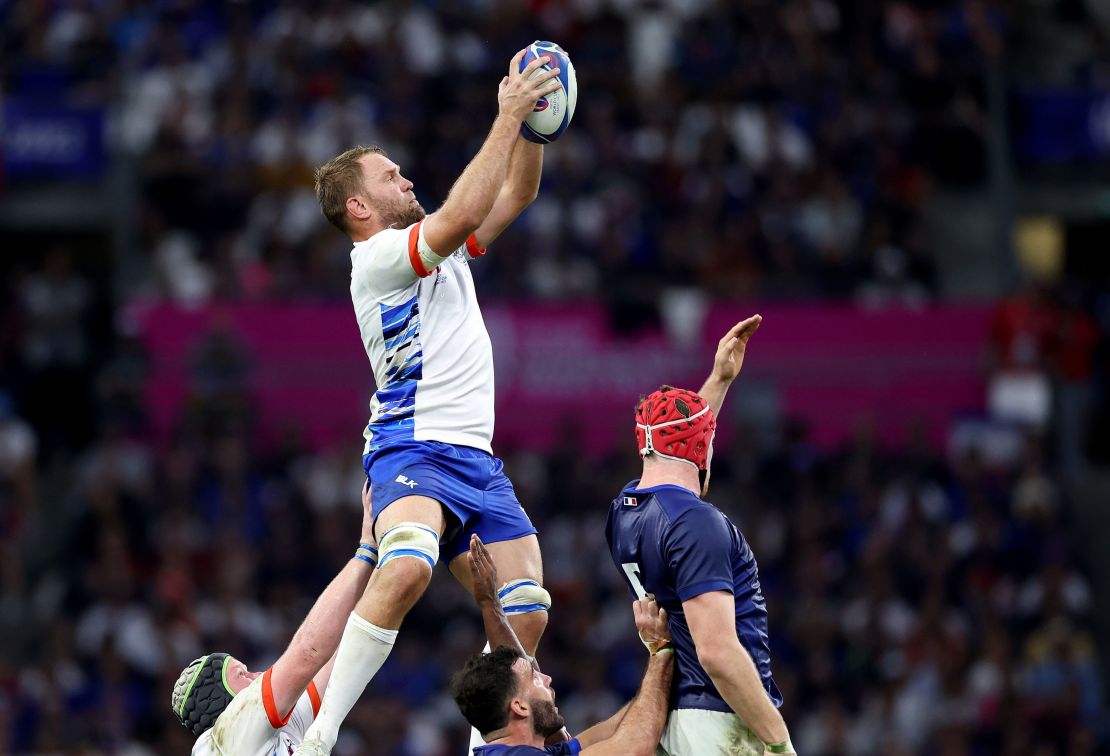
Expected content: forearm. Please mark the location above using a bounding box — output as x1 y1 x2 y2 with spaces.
477 598 529 658
287 557 374 665
440 115 522 228
606 652 673 754
575 701 630 748
698 375 731 420
704 646 789 745
505 140 543 202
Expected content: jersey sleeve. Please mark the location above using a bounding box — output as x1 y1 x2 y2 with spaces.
281 680 322 741
351 223 436 296
664 506 734 602
353 222 488 298
205 675 277 755
546 738 582 754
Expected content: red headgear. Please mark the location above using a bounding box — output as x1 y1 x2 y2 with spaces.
635 387 717 472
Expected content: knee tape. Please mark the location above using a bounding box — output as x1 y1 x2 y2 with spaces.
498 579 551 615
377 522 440 571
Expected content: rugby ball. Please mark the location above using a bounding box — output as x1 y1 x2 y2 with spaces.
519 41 577 144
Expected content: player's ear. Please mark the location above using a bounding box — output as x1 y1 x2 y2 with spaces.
346 194 371 222
509 696 530 719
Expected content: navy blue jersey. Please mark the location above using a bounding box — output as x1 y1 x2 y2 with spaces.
473 738 581 755
606 482 782 713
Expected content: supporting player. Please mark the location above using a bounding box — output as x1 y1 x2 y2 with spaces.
606 315 797 756
296 51 565 756
453 533 674 756
171 483 378 755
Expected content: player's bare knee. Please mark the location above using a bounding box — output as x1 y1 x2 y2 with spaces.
368 519 441 611
378 556 433 602
508 609 548 656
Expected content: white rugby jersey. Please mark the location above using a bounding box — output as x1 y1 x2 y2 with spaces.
192 668 320 756
351 220 494 454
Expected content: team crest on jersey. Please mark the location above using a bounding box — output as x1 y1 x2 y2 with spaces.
622 496 638 507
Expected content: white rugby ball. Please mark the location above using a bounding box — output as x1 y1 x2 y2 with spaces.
519 41 577 144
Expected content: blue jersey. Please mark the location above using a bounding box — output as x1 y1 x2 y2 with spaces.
606 482 782 713
473 738 581 755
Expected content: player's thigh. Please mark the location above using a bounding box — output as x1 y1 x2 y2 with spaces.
358 495 449 625
448 534 547 653
448 533 543 594
372 494 447 542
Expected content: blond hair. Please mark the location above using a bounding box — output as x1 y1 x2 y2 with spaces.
314 145 386 232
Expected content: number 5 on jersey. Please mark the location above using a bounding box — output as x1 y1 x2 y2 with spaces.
621 562 649 600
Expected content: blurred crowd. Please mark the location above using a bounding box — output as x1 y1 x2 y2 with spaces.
1 1 1109 755
0 0 1016 304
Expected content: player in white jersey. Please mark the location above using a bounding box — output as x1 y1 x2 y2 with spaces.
293 51 564 756
171 484 379 755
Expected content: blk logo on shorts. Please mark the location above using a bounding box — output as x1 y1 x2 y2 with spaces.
395 475 418 489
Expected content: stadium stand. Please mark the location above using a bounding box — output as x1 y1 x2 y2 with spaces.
1 0 1108 754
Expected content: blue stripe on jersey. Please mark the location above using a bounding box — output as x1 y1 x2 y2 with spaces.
365 417 415 450
387 351 423 382
381 297 419 339
374 380 417 420
368 295 424 451
385 321 420 350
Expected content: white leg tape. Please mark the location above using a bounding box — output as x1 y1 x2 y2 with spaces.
497 579 551 615
377 522 440 571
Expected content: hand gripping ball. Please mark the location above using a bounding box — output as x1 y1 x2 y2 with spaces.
519 40 578 144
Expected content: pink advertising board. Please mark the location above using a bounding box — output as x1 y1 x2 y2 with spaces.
131 301 991 453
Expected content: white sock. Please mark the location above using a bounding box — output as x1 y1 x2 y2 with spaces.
302 612 398 750
467 642 492 753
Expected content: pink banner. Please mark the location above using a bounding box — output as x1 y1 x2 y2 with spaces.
132 300 991 453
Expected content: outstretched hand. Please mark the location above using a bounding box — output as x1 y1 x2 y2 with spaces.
498 49 564 122
710 314 762 385
468 533 500 608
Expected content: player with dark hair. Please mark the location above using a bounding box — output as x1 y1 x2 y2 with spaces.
453 534 674 756
296 51 564 756
606 315 796 755
170 484 378 755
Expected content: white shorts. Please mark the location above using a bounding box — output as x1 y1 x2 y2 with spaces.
656 708 765 756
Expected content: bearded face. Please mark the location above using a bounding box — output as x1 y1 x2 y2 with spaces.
377 194 426 230
530 697 566 739
356 153 427 231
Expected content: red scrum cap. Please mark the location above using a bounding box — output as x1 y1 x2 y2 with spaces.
635 386 717 471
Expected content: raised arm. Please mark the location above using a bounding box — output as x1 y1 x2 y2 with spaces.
472 139 544 249
267 482 378 716
684 591 793 753
579 597 674 756
468 534 530 658
698 314 762 419
422 53 561 256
